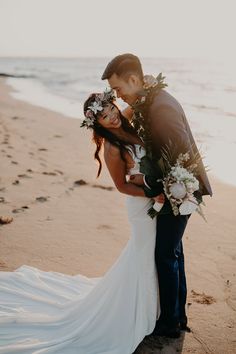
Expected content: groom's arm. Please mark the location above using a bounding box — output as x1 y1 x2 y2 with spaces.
142 104 192 197
128 174 163 198
142 177 163 197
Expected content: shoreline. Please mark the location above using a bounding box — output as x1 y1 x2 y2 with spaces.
5 73 236 188
0 78 235 353
6 76 84 119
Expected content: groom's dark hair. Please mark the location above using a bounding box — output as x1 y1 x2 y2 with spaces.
101 53 143 81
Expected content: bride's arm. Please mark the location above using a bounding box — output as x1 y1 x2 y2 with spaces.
104 143 145 197
121 106 134 121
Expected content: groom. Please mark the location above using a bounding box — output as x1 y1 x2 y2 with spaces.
101 54 212 338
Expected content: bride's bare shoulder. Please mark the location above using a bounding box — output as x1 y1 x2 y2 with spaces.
104 141 120 158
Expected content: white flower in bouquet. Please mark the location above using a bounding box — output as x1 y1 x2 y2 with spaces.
170 166 193 181
179 196 199 215
146 145 206 220
185 179 199 192
169 182 187 199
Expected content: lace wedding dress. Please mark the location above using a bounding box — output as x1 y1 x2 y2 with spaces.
0 144 160 354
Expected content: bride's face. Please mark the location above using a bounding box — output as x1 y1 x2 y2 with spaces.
97 104 121 129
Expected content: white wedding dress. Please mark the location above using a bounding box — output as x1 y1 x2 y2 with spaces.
0 144 160 354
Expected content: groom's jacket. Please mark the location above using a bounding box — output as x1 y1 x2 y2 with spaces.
143 89 213 199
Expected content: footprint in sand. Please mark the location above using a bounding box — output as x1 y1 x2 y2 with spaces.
74 179 88 186
224 279 236 312
92 184 114 191
38 148 48 151
54 169 64 175
42 171 57 176
97 224 113 230
36 196 49 202
12 180 20 185
12 206 29 213
18 174 32 179
0 197 5 203
191 290 216 305
73 180 114 191
11 161 18 165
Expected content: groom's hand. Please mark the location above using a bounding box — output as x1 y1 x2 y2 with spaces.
128 174 144 186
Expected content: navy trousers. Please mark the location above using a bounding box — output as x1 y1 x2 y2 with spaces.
155 213 189 328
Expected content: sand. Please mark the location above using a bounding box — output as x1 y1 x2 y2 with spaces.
0 78 235 353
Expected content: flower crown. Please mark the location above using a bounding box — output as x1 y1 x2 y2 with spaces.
81 89 116 128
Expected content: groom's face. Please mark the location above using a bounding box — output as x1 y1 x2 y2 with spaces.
108 73 142 106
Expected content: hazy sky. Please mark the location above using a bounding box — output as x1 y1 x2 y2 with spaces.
0 0 235 58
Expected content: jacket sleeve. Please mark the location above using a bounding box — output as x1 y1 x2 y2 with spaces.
143 104 192 197
142 179 163 198
151 104 192 156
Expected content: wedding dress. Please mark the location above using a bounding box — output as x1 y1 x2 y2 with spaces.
0 144 160 354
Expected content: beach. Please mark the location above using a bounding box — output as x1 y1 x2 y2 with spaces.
0 78 235 353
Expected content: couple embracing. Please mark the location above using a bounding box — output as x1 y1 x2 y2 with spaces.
0 54 212 354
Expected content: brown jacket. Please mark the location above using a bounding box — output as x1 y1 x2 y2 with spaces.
143 89 212 198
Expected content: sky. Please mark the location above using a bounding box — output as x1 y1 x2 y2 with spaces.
0 0 235 58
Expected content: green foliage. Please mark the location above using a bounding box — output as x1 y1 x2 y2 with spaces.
131 73 168 160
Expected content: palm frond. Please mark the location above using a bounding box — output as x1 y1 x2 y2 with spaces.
196 204 207 222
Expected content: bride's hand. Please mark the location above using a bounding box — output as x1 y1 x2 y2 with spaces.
128 174 144 186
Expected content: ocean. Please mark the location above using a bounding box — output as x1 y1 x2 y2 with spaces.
0 57 235 186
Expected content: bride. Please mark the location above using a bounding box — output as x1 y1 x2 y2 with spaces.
0 90 163 354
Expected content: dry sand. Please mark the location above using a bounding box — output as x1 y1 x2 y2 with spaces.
0 78 235 353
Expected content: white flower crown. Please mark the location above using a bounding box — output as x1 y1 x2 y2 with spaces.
81 89 116 128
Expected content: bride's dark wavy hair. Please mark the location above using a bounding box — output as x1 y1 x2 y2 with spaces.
84 94 138 178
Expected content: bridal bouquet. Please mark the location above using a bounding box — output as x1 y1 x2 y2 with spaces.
145 145 206 220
